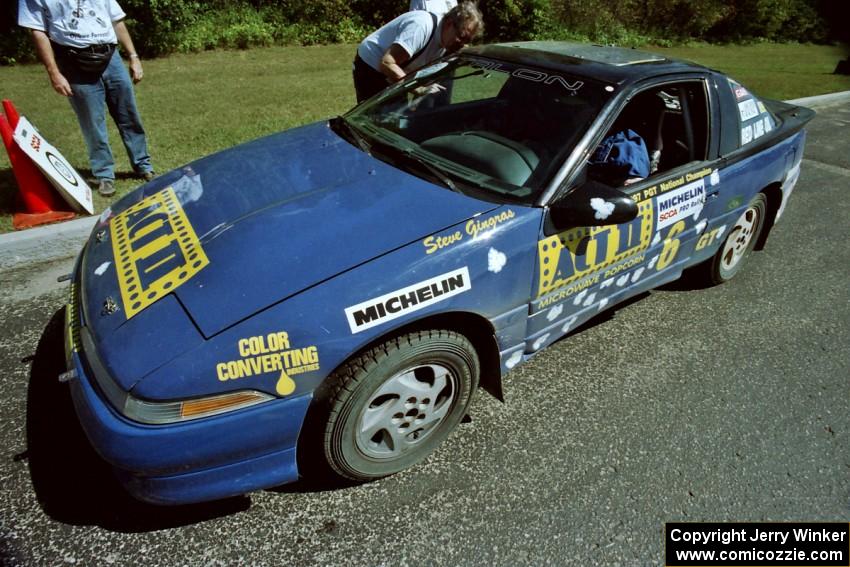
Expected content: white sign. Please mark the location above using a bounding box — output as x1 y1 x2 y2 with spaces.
656 179 706 230
344 267 471 334
13 116 93 214
738 99 760 122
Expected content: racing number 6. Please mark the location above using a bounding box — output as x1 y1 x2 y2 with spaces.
657 220 685 271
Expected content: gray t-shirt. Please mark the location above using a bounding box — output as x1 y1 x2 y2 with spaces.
357 11 443 74
18 0 125 48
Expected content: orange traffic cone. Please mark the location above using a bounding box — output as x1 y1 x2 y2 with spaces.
0 108 75 229
2 99 20 128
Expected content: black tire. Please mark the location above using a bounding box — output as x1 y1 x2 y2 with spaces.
322 330 479 482
698 193 767 286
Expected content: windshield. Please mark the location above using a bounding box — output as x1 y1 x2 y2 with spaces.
339 55 610 204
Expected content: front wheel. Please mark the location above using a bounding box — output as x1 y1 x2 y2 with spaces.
698 193 767 285
322 330 479 482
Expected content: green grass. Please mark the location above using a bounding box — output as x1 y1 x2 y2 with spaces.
651 42 850 101
0 44 356 232
1 41 848 232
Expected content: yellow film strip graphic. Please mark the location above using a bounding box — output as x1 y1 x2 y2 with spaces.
110 187 209 319
537 200 653 297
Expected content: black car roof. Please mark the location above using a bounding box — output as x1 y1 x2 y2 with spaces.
463 41 710 86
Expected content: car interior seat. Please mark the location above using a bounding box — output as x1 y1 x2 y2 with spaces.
612 90 668 175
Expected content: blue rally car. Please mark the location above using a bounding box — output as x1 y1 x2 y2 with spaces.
63 42 814 504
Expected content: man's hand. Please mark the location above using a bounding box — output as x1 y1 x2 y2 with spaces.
48 70 73 96
412 83 445 97
114 21 143 83
129 57 143 83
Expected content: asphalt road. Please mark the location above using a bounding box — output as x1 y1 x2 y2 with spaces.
1 101 848 567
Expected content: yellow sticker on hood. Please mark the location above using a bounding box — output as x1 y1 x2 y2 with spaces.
110 187 208 319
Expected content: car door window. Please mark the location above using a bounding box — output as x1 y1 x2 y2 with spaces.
727 78 777 147
526 80 713 352
588 82 709 187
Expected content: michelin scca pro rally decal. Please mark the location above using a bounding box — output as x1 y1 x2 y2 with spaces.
110 187 209 319
345 267 471 334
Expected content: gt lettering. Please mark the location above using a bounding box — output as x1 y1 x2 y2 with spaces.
656 221 685 271
696 227 722 251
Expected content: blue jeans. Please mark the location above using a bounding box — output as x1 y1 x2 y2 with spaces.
61 50 152 180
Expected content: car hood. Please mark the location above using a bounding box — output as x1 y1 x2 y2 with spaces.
94 121 497 339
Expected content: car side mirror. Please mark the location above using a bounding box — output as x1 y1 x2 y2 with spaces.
549 180 639 229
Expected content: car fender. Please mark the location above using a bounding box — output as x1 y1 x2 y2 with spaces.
131 204 544 403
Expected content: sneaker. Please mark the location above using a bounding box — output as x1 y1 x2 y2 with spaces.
97 179 116 197
141 171 155 182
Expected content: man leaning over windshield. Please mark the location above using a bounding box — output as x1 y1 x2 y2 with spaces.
353 1 483 103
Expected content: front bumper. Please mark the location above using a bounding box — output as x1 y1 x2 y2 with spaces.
64 266 312 505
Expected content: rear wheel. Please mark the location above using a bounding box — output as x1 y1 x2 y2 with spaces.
698 193 767 285
323 330 479 482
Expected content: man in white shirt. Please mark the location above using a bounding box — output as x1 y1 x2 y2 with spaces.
353 1 483 103
18 0 154 197
409 0 458 16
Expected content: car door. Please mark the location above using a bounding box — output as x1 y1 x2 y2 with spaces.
523 77 718 353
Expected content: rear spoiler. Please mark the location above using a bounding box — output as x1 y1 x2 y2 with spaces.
763 99 816 136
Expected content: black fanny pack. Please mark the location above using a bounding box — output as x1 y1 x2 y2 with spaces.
53 42 116 76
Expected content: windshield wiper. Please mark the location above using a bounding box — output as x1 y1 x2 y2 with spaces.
342 121 463 193
332 116 371 155
398 149 460 193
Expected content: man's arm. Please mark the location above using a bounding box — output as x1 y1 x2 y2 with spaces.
379 43 412 83
113 20 143 83
29 29 72 96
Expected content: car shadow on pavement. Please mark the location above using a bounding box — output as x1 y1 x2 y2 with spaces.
23 309 250 532
657 266 715 292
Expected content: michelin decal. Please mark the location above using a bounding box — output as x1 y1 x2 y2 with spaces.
656 178 705 230
345 267 471 334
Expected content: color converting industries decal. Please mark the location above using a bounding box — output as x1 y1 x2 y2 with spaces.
110 187 209 319
216 330 321 396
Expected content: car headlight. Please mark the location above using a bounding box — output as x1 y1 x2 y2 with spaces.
123 390 275 425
